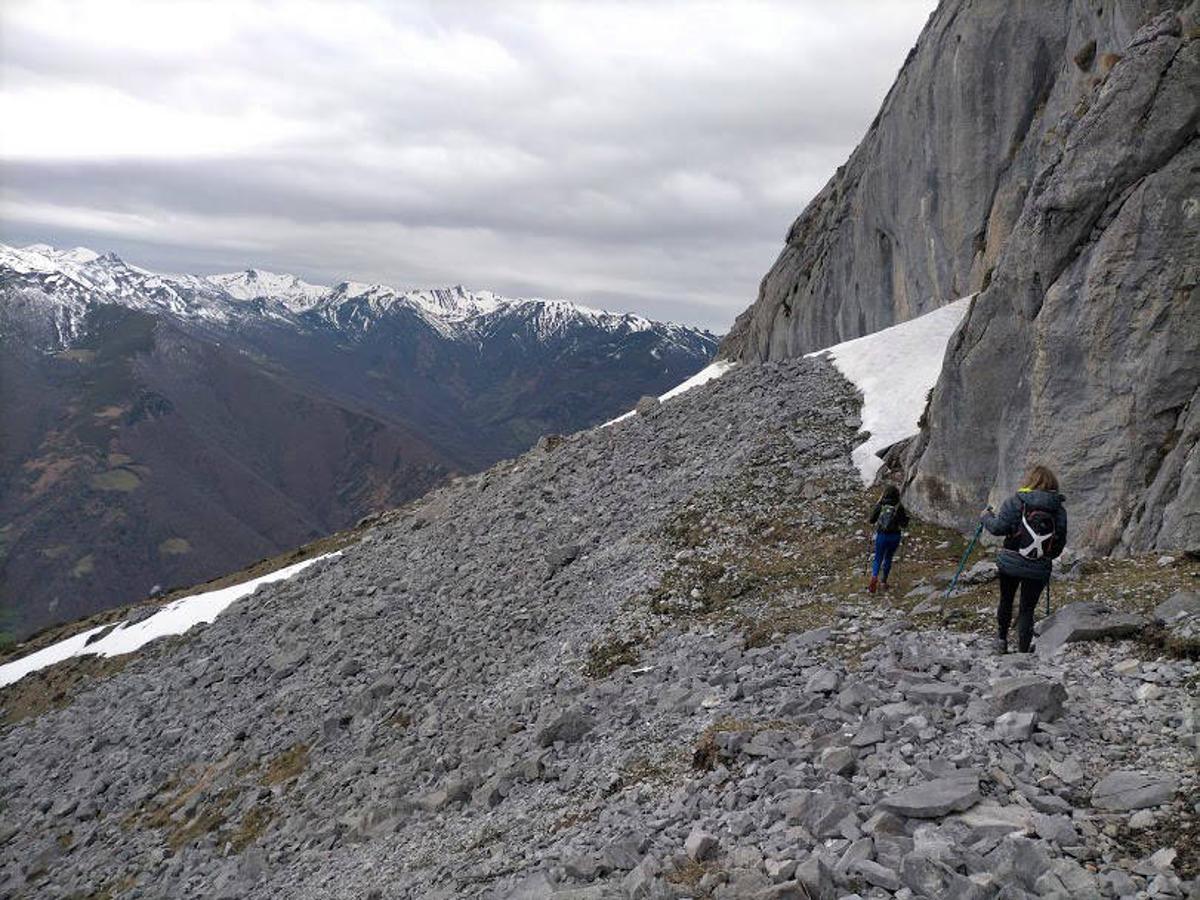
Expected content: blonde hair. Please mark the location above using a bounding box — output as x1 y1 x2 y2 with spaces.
1022 464 1059 492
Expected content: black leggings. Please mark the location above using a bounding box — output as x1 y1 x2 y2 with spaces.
997 573 1046 652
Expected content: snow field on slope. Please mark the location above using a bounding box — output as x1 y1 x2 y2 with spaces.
0 553 339 688
809 296 973 483
603 358 737 426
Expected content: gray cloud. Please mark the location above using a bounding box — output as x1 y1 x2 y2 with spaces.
0 0 935 330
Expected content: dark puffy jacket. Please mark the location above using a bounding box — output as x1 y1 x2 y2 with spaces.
870 500 909 534
981 489 1068 582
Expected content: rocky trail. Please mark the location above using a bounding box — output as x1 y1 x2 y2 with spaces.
1 357 1197 899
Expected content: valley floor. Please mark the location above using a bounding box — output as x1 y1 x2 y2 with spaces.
0 356 1196 899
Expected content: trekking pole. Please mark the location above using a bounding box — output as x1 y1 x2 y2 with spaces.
1045 580 1051 617
944 523 984 598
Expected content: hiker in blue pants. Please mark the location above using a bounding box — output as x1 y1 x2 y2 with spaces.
868 484 909 594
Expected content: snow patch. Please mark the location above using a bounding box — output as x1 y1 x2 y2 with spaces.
604 358 737 426
809 296 973 483
0 552 339 688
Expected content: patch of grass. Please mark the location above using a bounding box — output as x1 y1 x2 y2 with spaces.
613 755 677 792
72 554 96 578
1 654 132 727
692 717 800 771
389 710 412 728
549 808 597 834
740 600 836 650
1140 624 1200 662
228 803 273 852
168 791 234 851
126 760 242 852
583 634 642 677
665 857 722 890
85 874 137 900
90 469 141 492
158 537 191 556
261 743 310 787
1111 806 1199 879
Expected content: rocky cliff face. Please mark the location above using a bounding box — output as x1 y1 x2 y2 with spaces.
906 11 1199 553
722 0 1199 554
722 0 1182 361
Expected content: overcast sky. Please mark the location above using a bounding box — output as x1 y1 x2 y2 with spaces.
1 0 936 330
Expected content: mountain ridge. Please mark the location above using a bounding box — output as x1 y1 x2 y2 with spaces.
1 243 710 352
1 243 719 639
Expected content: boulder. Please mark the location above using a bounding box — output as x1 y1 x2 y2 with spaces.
537 708 594 747
900 853 989 899
990 675 1067 721
787 791 857 838
805 669 840 693
960 560 998 585
819 746 856 777
879 774 980 819
793 856 834 900
1153 590 1200 625
685 829 718 861
1091 772 1178 811
1036 602 1146 654
545 544 582 573
993 710 1037 742
848 859 900 891
268 646 309 680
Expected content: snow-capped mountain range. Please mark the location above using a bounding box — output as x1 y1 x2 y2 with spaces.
0 243 708 351
1 242 718 640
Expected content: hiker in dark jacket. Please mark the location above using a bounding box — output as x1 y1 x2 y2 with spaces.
868 484 909 594
980 465 1068 654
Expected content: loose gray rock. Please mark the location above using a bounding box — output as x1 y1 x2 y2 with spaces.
1091 772 1178 811
879 774 980 819
1036 602 1146 655
537 708 594 747
1153 590 1200 625
990 675 1067 721
993 710 1037 742
685 829 718 862
545 544 582 573
848 859 900 892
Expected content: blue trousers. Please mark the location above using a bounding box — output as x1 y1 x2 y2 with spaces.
872 531 901 579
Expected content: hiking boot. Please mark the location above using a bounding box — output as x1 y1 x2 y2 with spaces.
880 581 890 592
868 576 878 594
993 637 1008 655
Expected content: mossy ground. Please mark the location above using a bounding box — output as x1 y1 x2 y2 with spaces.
643 456 1199 655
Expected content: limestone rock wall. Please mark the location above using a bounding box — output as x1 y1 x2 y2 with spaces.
906 12 1200 554
721 0 1181 361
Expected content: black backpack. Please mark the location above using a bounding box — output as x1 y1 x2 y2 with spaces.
1015 502 1061 559
876 503 899 534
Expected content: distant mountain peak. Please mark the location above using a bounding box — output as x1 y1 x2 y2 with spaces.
0 242 719 352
